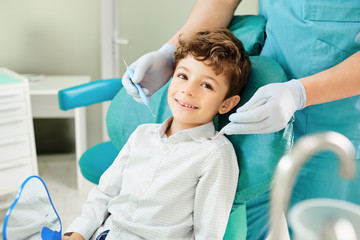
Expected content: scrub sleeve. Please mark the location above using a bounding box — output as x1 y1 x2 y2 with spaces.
246 0 360 239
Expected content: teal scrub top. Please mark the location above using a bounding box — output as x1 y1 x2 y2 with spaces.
259 0 360 160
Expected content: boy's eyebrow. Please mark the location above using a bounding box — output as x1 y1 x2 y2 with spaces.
176 66 190 72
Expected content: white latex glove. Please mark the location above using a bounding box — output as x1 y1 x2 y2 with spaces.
122 43 177 103
226 79 306 134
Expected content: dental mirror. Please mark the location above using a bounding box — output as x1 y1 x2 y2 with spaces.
2 175 62 240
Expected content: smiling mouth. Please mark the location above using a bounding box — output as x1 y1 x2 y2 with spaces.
175 99 198 109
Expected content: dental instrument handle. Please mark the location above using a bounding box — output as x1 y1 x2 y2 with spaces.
124 65 149 106
123 58 156 117
129 70 154 115
134 82 150 106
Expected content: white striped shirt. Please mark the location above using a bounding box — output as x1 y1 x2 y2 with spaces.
66 117 239 240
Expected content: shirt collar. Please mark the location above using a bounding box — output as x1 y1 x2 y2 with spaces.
155 117 216 142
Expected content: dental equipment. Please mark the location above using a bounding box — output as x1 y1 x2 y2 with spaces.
213 96 272 138
269 131 356 240
123 58 156 117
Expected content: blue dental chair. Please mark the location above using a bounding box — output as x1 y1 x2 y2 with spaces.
58 15 293 240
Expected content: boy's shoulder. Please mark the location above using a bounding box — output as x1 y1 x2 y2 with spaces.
199 134 239 170
188 130 235 154
207 133 235 150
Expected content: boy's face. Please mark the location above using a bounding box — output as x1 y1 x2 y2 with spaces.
167 55 240 131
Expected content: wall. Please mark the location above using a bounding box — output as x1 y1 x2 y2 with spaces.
0 0 258 150
118 0 258 73
0 0 101 149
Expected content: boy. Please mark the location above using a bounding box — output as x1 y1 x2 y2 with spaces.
63 28 251 240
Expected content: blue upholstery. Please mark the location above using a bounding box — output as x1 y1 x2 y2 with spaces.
222 57 293 203
58 15 293 240
58 78 123 111
228 15 266 56
78 141 119 184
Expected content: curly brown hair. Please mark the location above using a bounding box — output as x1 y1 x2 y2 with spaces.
174 28 251 99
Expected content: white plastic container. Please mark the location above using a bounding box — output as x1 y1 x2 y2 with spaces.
288 198 360 240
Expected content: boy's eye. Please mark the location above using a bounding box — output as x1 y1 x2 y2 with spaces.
201 82 213 90
178 73 187 80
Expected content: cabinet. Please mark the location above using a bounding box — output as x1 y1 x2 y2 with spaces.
0 68 38 196
29 75 89 189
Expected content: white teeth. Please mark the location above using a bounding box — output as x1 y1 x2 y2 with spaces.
177 99 197 109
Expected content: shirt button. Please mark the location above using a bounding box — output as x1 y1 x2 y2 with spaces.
162 145 169 151
145 178 151 185
355 32 360 45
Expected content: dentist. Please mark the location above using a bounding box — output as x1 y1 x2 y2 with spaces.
122 0 360 239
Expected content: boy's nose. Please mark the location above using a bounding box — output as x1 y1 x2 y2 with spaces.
181 82 196 96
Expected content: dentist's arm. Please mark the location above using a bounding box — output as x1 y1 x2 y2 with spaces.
122 0 241 103
226 51 360 134
168 0 241 46
300 51 360 107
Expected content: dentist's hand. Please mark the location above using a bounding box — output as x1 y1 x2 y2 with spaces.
226 80 306 134
122 43 177 104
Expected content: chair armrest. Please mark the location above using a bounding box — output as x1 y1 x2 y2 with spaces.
58 78 122 110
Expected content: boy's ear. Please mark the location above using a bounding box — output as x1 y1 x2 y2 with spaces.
219 95 241 114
